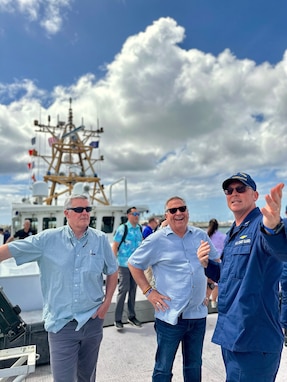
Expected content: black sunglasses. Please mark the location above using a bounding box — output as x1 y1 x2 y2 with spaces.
224 185 250 195
67 206 92 213
166 206 187 214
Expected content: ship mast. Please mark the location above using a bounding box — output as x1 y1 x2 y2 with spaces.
32 98 109 206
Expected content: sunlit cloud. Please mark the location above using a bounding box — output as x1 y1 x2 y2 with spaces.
1 17 287 223
0 0 72 35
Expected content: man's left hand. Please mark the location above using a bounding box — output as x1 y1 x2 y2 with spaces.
261 183 284 229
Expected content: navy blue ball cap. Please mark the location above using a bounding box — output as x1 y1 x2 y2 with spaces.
222 172 257 191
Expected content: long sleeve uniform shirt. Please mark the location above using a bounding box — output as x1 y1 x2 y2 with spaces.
128 225 219 325
211 207 287 353
8 225 118 333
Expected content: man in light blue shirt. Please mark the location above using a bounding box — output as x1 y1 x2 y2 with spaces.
128 196 219 382
0 195 118 382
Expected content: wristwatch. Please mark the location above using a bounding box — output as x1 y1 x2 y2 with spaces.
263 219 284 235
207 282 215 290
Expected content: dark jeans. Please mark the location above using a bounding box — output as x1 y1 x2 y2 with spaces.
222 348 281 382
115 266 137 322
48 317 103 382
152 316 206 382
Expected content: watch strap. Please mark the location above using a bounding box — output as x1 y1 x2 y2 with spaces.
263 219 284 235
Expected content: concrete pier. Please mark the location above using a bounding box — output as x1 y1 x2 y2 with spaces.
20 313 287 381
1 290 286 381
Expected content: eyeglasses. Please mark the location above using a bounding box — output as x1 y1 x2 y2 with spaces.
166 206 187 214
67 206 92 213
130 212 140 216
224 185 250 195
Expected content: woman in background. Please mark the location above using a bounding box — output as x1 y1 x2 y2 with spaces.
207 218 226 308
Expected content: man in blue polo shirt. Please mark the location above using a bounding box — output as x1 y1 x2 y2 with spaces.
198 172 287 382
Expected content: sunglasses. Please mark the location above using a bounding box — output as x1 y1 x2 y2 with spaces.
130 212 140 216
224 185 250 195
166 206 187 214
67 206 92 213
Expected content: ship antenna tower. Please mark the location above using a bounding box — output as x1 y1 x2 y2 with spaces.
32 98 109 206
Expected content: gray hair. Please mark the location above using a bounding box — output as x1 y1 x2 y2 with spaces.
165 196 186 210
64 194 89 210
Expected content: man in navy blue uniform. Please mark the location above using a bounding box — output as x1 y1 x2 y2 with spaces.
198 172 287 382
280 262 287 346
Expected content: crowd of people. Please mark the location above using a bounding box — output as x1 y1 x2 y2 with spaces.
0 227 10 244
1 171 287 381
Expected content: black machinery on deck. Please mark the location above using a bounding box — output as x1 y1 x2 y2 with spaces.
0 287 26 343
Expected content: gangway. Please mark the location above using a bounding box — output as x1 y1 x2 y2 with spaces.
0 345 38 381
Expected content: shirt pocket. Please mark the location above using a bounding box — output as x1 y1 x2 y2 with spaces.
231 244 251 280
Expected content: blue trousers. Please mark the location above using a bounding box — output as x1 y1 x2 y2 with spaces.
221 348 282 382
152 316 206 382
48 317 104 382
280 262 287 328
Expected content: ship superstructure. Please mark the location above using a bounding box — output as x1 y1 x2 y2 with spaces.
10 99 148 241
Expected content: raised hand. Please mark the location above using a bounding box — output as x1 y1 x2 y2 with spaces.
261 183 284 229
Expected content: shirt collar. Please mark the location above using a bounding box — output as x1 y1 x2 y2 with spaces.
66 224 89 240
165 225 193 236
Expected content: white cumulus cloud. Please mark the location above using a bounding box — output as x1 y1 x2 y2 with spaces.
0 0 72 34
1 17 287 223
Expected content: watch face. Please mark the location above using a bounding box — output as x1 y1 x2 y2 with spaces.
208 283 215 290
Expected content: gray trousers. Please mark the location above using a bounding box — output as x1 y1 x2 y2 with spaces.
48 317 103 382
115 266 137 322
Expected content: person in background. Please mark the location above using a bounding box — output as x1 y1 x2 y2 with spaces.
142 217 159 239
206 218 226 308
0 228 4 245
3 229 10 243
0 195 118 382
198 172 287 382
6 219 36 242
128 196 219 382
112 206 143 330
142 217 159 288
0 228 10 244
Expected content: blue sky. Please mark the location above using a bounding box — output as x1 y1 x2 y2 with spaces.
1 1 286 92
1 0 287 225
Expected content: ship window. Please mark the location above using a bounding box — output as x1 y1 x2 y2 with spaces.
12 218 21 234
89 217 97 229
120 216 128 224
101 216 115 233
43 217 57 230
30 218 38 234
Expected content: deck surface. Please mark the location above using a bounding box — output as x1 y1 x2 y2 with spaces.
17 313 287 381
